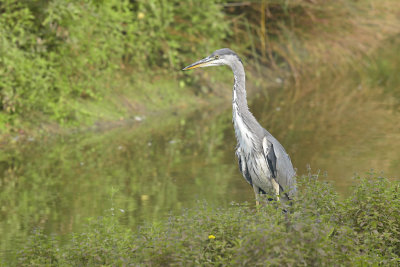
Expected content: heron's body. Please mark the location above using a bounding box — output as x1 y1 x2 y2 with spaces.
183 48 296 203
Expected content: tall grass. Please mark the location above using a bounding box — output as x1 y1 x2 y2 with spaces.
8 175 400 266
225 0 400 83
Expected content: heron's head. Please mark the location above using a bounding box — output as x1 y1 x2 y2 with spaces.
182 48 242 71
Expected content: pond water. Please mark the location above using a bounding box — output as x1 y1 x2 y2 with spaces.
1 40 400 257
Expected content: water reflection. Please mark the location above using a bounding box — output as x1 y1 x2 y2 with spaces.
0 107 250 255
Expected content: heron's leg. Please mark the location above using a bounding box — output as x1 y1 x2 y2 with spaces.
253 184 261 206
271 179 280 201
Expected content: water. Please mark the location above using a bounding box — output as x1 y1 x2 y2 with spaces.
1 41 400 257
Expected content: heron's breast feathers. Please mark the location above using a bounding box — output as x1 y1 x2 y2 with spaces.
232 105 256 155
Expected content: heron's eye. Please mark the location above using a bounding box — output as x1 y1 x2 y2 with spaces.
215 55 220 59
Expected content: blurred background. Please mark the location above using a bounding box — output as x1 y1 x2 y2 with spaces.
0 0 399 258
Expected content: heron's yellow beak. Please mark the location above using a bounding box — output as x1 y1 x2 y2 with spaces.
182 57 213 71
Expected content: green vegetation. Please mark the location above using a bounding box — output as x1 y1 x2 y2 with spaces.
7 175 400 266
1 0 399 136
0 0 229 131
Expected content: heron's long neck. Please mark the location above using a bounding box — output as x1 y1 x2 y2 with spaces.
230 59 245 108
231 61 257 122
231 61 260 153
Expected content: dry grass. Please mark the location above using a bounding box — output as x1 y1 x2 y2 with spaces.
225 0 400 86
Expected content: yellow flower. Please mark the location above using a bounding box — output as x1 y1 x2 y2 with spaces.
208 235 216 240
138 12 145 20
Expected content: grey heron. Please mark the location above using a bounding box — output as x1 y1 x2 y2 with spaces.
183 48 297 205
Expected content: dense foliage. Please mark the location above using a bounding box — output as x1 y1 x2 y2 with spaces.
0 0 228 126
10 175 400 266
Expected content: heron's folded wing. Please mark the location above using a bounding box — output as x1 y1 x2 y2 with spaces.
262 136 297 199
262 137 277 179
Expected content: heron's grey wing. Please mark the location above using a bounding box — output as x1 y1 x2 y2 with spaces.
262 138 277 179
262 136 296 198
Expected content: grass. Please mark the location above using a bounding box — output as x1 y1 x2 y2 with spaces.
6 174 400 266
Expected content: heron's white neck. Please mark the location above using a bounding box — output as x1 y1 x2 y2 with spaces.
230 61 256 154
230 60 247 107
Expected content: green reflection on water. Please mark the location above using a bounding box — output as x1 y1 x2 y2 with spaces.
0 107 252 255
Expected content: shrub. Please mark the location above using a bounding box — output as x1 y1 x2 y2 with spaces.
339 176 400 264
